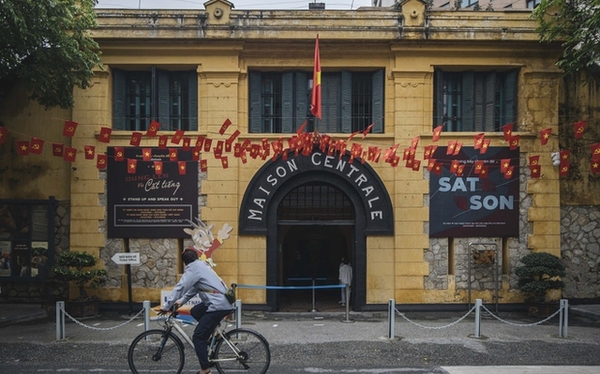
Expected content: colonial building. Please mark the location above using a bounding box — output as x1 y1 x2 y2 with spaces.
1 0 599 311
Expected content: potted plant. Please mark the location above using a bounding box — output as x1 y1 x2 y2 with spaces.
515 252 565 317
53 251 108 317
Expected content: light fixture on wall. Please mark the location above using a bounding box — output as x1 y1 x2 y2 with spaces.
551 152 561 167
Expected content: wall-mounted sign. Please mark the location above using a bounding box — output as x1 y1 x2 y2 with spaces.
107 147 198 238
429 147 519 238
111 252 141 265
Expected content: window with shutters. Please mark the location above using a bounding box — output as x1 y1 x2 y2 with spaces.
433 70 517 132
249 70 384 134
112 67 198 131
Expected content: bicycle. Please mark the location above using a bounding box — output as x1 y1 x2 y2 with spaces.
128 306 271 374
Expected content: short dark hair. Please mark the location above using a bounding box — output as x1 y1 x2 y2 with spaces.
182 249 199 265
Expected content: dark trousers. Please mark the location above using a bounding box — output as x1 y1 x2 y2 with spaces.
190 304 233 370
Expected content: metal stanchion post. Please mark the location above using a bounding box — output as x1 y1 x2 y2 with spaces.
559 299 569 338
387 299 395 339
143 300 150 332
56 301 65 341
474 299 482 338
235 299 242 329
311 278 317 312
341 285 354 323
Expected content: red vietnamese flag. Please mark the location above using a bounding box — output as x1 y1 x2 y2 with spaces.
473 133 485 150
16 140 30 155
63 146 77 162
192 146 202 160
450 160 460 174
362 123 374 138
169 148 178 162
84 145 95 159
96 154 107 169
214 141 224 158
559 162 570 177
529 155 540 167
226 141 233 154
63 120 78 137
154 161 163 175
146 120 160 137
114 147 125 161
573 120 587 139
182 137 191 151
500 158 511 174
178 161 187 175
540 128 552 145
560 149 571 165
171 130 184 144
590 143 600 161
29 137 44 154
480 166 489 179
142 148 152 161
219 119 232 135
432 163 443 175
99 127 112 143
446 140 457 155
453 142 463 156
530 164 541 179
432 125 443 142
480 139 491 154
226 130 240 145
52 143 64 157
591 159 600 174
310 35 322 119
502 123 513 141
509 135 520 150
412 159 421 172
158 135 168 149
127 159 137 174
130 132 142 147
410 136 419 150
200 159 208 172
221 156 229 169
0 126 7 144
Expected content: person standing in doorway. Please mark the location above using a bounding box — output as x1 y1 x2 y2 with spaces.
338 258 352 306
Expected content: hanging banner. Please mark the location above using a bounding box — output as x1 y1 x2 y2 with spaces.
429 147 519 238
107 147 198 238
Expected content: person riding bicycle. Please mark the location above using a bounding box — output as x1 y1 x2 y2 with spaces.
159 248 234 374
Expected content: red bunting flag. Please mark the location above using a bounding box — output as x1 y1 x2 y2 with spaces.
226 130 240 145
29 137 44 154
130 132 142 146
504 166 514 179
446 140 457 155
63 120 78 137
63 146 77 162
158 135 168 149
432 163 443 175
196 135 205 149
16 140 30 155
214 141 224 158
171 130 184 144
114 147 125 161
474 133 485 150
560 150 571 165
456 164 465 177
52 143 64 157
204 138 212 152
559 162 570 177
480 166 489 179
169 148 178 162
590 143 600 161
178 161 187 175
509 135 520 150
502 123 513 141
182 137 191 151
362 123 374 138
450 160 460 174
221 156 229 169
427 159 436 171
142 148 152 161
0 126 7 144
96 154 107 169
146 120 160 137
410 136 419 150
99 127 112 143
480 139 491 154
154 161 163 175
591 159 600 174
529 155 540 167
310 35 322 119
84 145 95 159
453 142 463 155
529 164 541 179
192 146 202 160
573 120 587 139
474 160 484 174
200 159 208 172
127 159 137 174
296 120 308 134
540 128 552 146
432 125 443 142
412 159 421 172
500 158 511 174
219 119 232 135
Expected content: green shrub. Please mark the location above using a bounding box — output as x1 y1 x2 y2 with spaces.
515 252 565 302
53 251 107 300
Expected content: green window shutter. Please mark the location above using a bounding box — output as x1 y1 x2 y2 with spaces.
157 68 170 130
461 72 474 132
319 73 341 133
474 73 485 132
282 72 294 133
112 69 127 130
295 71 309 131
372 69 384 133
188 71 198 131
434 70 445 130
484 72 496 132
249 71 263 133
504 70 517 129
341 71 352 133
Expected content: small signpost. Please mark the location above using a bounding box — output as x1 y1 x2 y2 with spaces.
112 252 140 313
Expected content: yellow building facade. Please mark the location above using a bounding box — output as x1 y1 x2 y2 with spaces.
1 0 569 310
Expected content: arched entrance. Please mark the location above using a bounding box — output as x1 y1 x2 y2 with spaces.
239 149 394 311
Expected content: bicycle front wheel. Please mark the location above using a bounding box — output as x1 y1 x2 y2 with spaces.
128 329 185 374
213 328 271 374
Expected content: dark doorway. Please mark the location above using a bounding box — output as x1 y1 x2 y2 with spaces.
278 224 352 312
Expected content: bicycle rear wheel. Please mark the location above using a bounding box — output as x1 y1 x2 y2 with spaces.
128 329 185 374
213 328 270 374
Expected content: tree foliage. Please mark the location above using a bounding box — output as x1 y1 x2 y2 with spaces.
0 0 102 109
532 0 600 77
